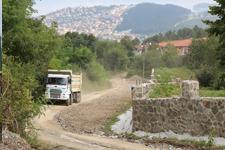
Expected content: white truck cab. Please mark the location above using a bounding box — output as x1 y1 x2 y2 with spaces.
45 70 82 106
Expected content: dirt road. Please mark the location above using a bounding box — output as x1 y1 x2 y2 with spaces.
56 76 132 134
33 76 153 150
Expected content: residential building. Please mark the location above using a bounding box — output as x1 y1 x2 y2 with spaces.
158 39 192 55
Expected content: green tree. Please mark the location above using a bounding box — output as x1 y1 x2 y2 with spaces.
187 37 219 69
95 40 129 70
2 0 63 141
162 46 182 67
120 36 140 57
65 32 97 51
69 47 94 69
128 48 163 77
143 26 207 44
204 0 225 67
2 56 45 142
86 60 107 82
185 37 224 88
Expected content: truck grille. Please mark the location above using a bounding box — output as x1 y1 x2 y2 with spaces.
50 89 62 99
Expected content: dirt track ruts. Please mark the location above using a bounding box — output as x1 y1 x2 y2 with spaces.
33 76 153 150
56 76 132 134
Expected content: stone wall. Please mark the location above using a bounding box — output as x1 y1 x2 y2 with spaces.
132 81 225 138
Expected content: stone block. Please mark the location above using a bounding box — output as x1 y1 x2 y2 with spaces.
182 80 200 100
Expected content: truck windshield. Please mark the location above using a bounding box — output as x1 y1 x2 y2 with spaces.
47 77 67 85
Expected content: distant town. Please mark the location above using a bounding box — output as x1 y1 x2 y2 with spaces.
43 5 140 40
42 3 214 41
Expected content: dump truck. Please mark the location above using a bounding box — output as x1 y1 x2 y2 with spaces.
45 70 82 106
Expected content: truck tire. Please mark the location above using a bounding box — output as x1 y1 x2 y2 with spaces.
66 95 72 106
66 99 70 106
77 92 81 103
73 92 81 103
73 93 78 103
69 95 72 105
72 93 76 103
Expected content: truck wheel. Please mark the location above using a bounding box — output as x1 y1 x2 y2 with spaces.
66 99 70 106
77 92 81 103
73 93 77 103
69 95 72 105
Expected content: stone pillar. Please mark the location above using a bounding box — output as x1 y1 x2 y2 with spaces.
182 80 200 100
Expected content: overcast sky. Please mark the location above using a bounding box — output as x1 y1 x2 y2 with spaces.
33 0 214 16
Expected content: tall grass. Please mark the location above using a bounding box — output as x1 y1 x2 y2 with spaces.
155 67 196 83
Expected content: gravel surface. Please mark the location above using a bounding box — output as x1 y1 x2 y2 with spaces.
56 77 133 134
36 75 214 150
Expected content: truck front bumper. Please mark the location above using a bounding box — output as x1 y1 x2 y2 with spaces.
45 93 69 101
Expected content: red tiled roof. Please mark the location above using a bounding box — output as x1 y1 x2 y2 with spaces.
159 39 192 48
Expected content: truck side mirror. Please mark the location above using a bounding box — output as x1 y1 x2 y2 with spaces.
44 77 48 83
68 79 72 84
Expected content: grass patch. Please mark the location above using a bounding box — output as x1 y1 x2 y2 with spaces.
155 67 196 83
145 137 225 150
103 101 132 135
149 85 225 98
122 132 224 150
200 89 225 97
149 84 181 98
103 115 120 135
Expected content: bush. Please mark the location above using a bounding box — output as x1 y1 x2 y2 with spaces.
155 67 195 83
162 46 183 67
196 66 215 87
200 89 225 97
1 57 46 142
149 84 181 98
86 61 108 82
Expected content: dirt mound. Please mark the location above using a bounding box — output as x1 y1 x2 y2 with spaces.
56 77 133 134
0 130 31 150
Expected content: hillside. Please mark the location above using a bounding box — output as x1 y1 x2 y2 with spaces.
175 3 217 29
41 3 214 39
116 3 191 35
43 5 130 39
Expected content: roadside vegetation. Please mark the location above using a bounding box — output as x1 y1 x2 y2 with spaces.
123 130 225 150
155 67 196 83
103 100 132 135
149 84 181 98
1 0 225 148
1 0 134 144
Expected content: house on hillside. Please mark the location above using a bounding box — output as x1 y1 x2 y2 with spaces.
158 39 192 55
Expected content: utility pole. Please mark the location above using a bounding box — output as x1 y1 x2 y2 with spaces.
0 0 2 142
142 51 145 97
0 36 2 143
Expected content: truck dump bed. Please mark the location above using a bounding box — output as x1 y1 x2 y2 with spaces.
47 70 82 92
72 74 82 92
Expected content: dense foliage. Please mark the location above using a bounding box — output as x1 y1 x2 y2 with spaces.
1 0 132 142
1 0 224 144
127 45 184 77
143 26 207 44
184 0 225 89
204 0 225 67
2 0 62 142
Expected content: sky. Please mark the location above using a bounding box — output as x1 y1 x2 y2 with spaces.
33 0 214 16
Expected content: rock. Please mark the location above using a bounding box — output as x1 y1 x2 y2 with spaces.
181 80 200 100
1 130 31 150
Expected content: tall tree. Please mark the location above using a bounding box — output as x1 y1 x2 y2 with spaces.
204 0 225 67
2 0 63 140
